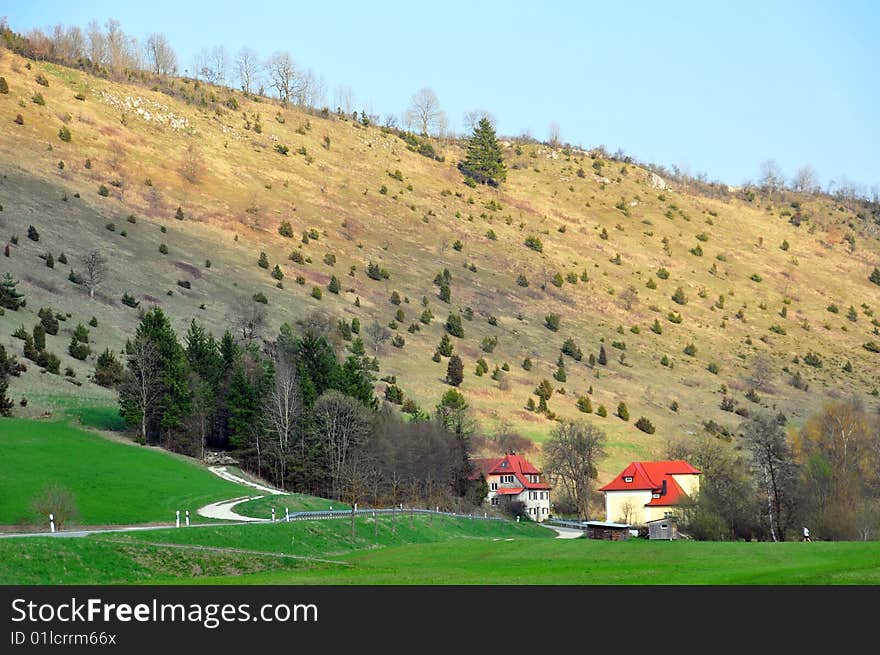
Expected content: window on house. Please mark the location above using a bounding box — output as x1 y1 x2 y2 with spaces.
624 476 633 483
490 483 497 490
490 498 498 506
652 493 661 499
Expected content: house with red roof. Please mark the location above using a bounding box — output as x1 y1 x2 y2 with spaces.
598 460 701 525
473 454 552 522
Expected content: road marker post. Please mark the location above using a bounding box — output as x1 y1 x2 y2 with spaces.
49 513 55 533
185 510 190 527
271 507 276 522
176 510 180 528
285 507 290 522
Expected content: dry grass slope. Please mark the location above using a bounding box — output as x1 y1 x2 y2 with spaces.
1 51 879 479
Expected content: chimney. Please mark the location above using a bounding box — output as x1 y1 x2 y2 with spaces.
661 479 667 496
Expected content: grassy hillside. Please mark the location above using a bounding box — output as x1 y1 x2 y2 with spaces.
1 51 879 480
0 418 250 525
2 516 877 584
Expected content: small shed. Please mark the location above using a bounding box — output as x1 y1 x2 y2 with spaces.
584 521 631 541
647 517 679 540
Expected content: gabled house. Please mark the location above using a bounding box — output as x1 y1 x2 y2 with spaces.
599 460 701 525
473 454 551 522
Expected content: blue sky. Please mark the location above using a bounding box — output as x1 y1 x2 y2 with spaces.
5 1 878 190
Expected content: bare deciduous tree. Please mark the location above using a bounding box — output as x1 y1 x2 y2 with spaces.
791 164 818 193
741 412 798 542
749 355 774 392
235 46 260 94
313 391 372 499
619 285 638 311
366 321 391 353
178 142 205 185
119 337 162 444
80 250 107 299
263 345 302 487
759 159 785 197
265 51 300 106
405 87 445 136
548 121 561 149
145 32 177 76
31 484 79 530
543 421 607 521
233 298 267 344
462 109 495 134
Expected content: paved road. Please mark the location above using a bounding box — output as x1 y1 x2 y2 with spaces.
544 524 585 539
197 495 272 522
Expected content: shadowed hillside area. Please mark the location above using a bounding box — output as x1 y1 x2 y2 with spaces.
1 37 879 492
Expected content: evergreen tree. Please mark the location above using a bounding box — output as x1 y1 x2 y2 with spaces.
445 313 464 338
38 307 59 335
33 324 46 352
0 345 14 417
458 117 507 186
598 345 608 365
534 379 554 413
870 267 880 287
73 323 90 343
335 356 377 409
438 332 454 356
328 275 340 294
0 273 25 310
126 307 193 440
94 348 124 388
446 354 464 386
617 402 629 421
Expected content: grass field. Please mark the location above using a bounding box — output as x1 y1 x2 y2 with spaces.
1 516 877 585
0 419 250 525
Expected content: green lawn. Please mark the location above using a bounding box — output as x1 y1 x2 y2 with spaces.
232 494 350 519
0 419 250 525
2 514 878 585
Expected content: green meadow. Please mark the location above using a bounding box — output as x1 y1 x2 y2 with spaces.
0 419 249 526
1 517 877 585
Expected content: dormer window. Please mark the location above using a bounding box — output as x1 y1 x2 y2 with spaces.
624 476 633 483
652 493 661 499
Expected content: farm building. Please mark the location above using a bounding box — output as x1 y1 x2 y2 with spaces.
599 460 701 525
647 517 680 540
584 521 631 541
472 453 551 522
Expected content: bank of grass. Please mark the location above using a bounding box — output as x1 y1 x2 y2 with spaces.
0 515 549 584
0 419 250 526
3 515 879 585
232 494 350 519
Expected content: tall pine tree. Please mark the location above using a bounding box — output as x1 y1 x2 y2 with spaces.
458 117 507 187
0 273 25 311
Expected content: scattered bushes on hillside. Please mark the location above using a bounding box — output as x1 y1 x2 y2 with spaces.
617 402 629 421
278 221 294 237
121 293 140 308
524 236 543 252
635 417 655 434
445 313 464 338
545 314 560 331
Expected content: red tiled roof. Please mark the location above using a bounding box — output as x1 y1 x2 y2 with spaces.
473 454 551 490
598 460 700 507
646 475 688 506
494 487 526 495
598 460 700 492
